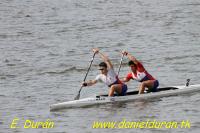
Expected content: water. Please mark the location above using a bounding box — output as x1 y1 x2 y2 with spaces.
0 0 200 132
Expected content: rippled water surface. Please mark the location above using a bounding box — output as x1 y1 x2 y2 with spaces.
0 0 200 133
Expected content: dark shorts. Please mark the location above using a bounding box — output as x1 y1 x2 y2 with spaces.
149 80 159 92
119 84 128 96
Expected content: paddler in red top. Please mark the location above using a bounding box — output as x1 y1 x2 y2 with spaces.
122 51 159 94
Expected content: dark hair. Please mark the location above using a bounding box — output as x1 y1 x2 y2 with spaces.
128 60 136 66
99 62 107 68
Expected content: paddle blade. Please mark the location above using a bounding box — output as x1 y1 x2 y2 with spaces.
74 93 80 100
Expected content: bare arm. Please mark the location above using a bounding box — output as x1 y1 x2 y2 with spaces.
82 80 97 87
122 51 139 65
93 48 113 69
127 53 139 65
121 77 131 83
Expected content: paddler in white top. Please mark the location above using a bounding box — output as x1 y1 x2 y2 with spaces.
82 48 128 96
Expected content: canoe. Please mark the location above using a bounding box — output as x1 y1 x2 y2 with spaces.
50 84 200 111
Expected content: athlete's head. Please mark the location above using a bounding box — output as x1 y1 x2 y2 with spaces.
98 62 107 74
128 60 136 72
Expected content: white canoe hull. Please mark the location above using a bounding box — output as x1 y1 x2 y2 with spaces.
50 84 200 111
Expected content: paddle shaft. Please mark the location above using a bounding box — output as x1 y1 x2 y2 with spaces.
75 53 96 99
83 53 96 82
117 53 125 76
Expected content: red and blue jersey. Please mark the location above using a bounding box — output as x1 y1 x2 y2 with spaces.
126 62 155 82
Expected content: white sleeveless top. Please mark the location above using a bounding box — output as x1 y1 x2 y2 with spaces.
95 69 118 86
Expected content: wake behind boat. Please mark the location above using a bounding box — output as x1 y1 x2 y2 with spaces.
50 83 200 111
